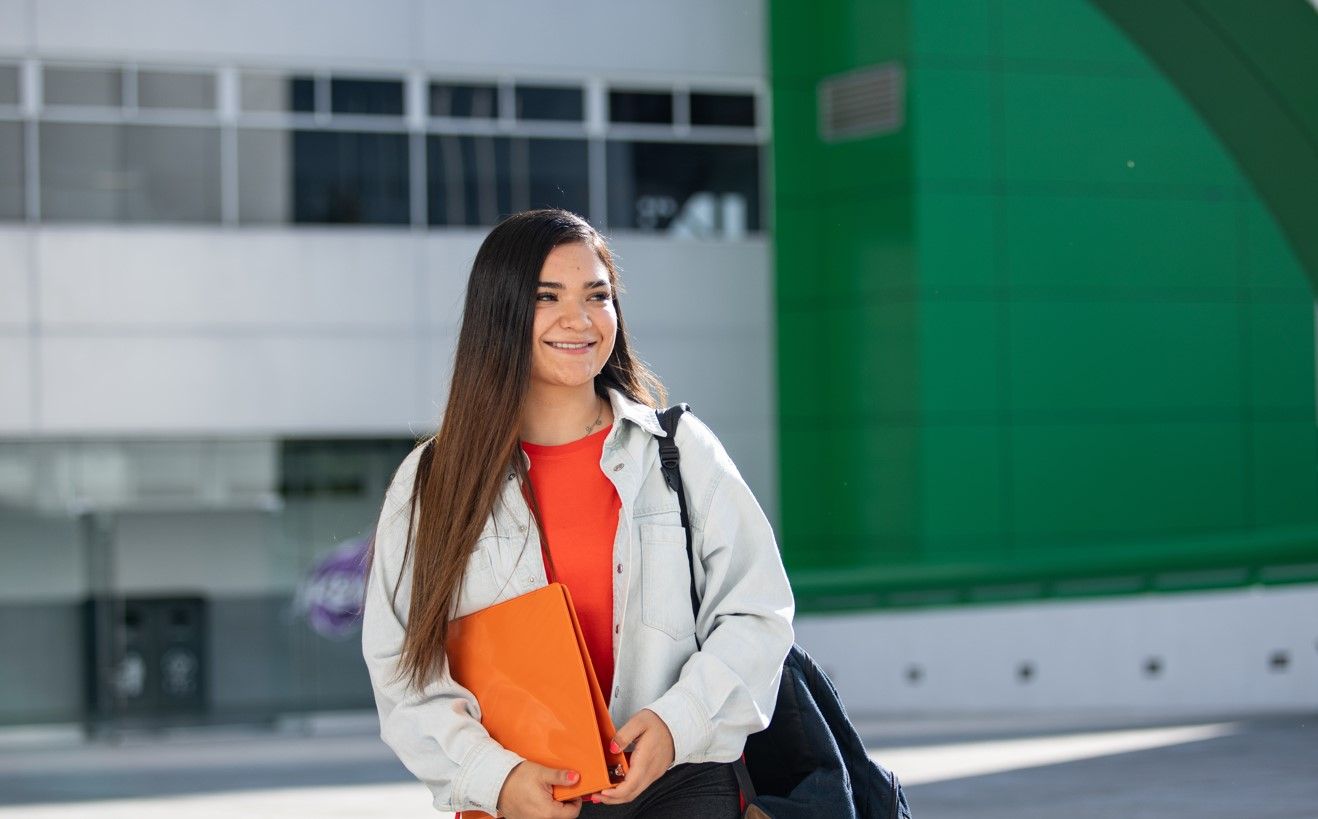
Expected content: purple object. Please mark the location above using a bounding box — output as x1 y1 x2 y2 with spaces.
296 535 371 639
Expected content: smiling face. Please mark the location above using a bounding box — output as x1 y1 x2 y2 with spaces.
528 241 618 392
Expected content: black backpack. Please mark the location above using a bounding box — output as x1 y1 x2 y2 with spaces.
654 404 914 819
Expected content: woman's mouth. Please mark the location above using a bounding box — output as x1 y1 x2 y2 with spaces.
545 340 596 355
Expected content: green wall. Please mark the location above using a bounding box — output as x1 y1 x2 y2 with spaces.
771 0 1318 612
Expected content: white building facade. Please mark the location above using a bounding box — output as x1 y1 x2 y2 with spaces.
0 0 777 728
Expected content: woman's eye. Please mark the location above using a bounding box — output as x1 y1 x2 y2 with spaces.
536 292 609 302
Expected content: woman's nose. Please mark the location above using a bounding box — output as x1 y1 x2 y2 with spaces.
560 301 592 327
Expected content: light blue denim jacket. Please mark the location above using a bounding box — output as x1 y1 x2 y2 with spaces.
361 386 796 815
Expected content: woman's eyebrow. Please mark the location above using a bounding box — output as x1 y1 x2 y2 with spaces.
537 279 609 290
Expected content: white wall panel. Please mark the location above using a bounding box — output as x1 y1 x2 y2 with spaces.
417 0 765 79
0 227 31 326
28 230 774 441
607 235 772 333
38 228 418 328
19 0 763 80
640 330 776 516
0 336 31 432
640 331 773 421
29 0 416 67
40 335 420 434
0 0 27 52
796 584 1318 714
420 231 484 331
114 510 282 595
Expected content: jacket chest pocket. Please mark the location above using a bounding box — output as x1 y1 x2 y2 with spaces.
638 522 696 640
453 541 502 619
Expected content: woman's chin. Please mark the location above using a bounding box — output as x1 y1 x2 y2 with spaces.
533 372 600 390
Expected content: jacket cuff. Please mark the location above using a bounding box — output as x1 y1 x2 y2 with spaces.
644 686 712 769
449 737 524 815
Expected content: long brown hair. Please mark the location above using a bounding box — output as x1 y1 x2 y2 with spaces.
384 208 664 692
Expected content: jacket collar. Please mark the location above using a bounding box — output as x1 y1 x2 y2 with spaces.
512 385 666 472
605 385 667 438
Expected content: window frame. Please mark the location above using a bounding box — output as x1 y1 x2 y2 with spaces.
5 58 769 236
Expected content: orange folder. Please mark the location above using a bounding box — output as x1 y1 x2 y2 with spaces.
446 582 630 818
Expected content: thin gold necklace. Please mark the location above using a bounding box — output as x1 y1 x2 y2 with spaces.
584 396 606 436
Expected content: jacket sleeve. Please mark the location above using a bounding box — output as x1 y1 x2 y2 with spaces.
361 444 525 815
641 414 796 769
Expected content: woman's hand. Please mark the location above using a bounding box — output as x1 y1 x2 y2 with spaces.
495 760 583 819
592 709 675 806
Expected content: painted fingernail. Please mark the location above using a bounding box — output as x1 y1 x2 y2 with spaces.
567 771 579 783
609 741 620 754
591 795 602 803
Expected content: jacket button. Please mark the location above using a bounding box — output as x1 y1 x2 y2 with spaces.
614 624 620 634
612 463 624 472
616 564 623 574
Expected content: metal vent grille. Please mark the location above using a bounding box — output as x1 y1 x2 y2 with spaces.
817 62 905 142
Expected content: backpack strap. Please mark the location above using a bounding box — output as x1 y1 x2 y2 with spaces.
653 404 759 808
654 404 699 618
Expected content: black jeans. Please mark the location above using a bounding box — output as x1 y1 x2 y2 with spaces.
577 761 742 819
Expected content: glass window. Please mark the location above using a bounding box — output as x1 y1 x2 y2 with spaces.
515 85 583 122
690 92 756 127
0 65 18 106
137 70 215 110
240 73 317 113
429 83 498 119
427 134 508 226
238 128 409 225
0 123 22 219
427 135 587 226
44 66 122 107
39 123 221 222
236 129 292 223
242 72 297 112
608 91 672 124
606 141 759 235
514 138 588 217
290 77 316 113
0 436 414 726
331 78 404 116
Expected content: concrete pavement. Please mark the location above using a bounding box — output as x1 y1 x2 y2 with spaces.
0 709 1312 818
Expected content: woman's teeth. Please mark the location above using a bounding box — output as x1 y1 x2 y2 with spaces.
548 342 593 349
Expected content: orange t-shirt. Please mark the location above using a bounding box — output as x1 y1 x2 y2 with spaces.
519 423 620 700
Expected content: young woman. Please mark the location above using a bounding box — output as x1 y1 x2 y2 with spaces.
362 209 795 819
